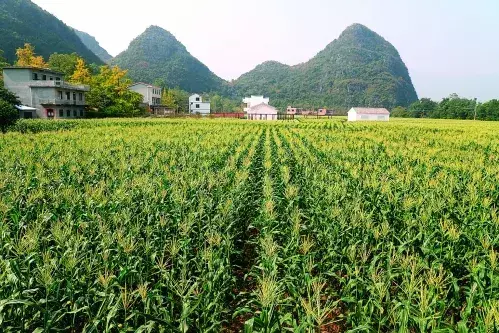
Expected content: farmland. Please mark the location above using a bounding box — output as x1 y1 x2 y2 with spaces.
1 118 499 332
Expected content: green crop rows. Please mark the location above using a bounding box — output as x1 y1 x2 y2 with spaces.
1 118 499 332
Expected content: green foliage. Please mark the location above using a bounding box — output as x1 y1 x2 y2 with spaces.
0 0 102 64
0 99 18 132
160 88 177 109
85 65 144 116
397 96 499 121
168 87 190 113
407 98 438 118
476 99 499 121
111 26 225 93
431 95 477 119
208 93 241 112
391 106 409 117
233 24 418 109
48 53 79 77
0 86 20 106
73 29 112 62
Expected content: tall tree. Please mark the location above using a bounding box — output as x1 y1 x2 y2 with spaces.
432 95 476 119
476 99 499 121
169 88 190 113
407 98 438 118
70 58 92 84
390 106 409 118
48 53 79 77
85 65 143 115
161 89 177 109
15 44 47 68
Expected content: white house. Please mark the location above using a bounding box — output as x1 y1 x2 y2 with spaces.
247 103 278 120
347 107 390 122
129 82 162 106
189 94 211 114
243 95 269 112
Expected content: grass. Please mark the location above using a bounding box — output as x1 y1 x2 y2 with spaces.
1 117 499 332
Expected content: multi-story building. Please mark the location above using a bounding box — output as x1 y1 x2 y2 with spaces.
243 95 269 112
3 66 89 119
189 94 210 115
128 82 162 107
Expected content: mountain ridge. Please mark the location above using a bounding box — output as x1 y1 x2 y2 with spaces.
110 25 225 93
73 29 113 62
232 23 418 108
0 0 103 65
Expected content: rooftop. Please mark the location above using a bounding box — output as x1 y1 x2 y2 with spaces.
350 107 390 115
3 66 65 75
129 82 161 89
248 103 278 113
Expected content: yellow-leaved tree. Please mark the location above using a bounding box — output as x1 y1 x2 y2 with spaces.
70 58 91 84
161 89 177 109
15 44 47 68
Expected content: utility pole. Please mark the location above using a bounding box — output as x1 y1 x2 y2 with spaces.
473 98 478 121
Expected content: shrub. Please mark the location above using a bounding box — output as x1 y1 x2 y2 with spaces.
0 99 18 133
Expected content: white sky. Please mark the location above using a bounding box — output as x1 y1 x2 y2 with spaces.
32 0 499 101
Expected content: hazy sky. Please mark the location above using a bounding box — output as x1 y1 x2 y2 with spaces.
32 0 499 101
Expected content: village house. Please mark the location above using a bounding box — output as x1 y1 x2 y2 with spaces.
286 106 297 115
128 82 173 115
348 107 390 121
247 103 278 120
243 95 269 112
317 108 327 116
3 66 89 119
189 94 211 115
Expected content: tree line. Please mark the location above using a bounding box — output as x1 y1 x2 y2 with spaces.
392 94 499 121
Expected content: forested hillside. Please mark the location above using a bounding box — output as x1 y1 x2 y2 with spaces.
0 0 102 65
233 24 418 109
111 26 225 93
74 29 112 62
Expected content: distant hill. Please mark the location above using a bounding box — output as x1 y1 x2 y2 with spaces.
74 29 112 62
111 26 224 93
233 24 418 109
0 0 102 65
111 26 224 92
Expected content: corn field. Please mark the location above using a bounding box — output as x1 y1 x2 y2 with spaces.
1 118 499 332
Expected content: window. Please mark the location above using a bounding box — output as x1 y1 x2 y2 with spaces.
195 97 200 102
79 93 83 101
56 77 61 81
73 93 76 101
47 109 54 117
73 110 77 117
33 73 38 80
378 115 385 120
59 109 64 117
42 75 47 81
196 104 200 108
66 110 70 117
80 109 84 117
58 91 63 99
66 92 70 100
50 77 53 81
361 115 369 120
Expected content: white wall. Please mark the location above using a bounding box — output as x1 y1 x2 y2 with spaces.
243 96 269 112
190 101 211 114
348 112 390 121
129 84 161 105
